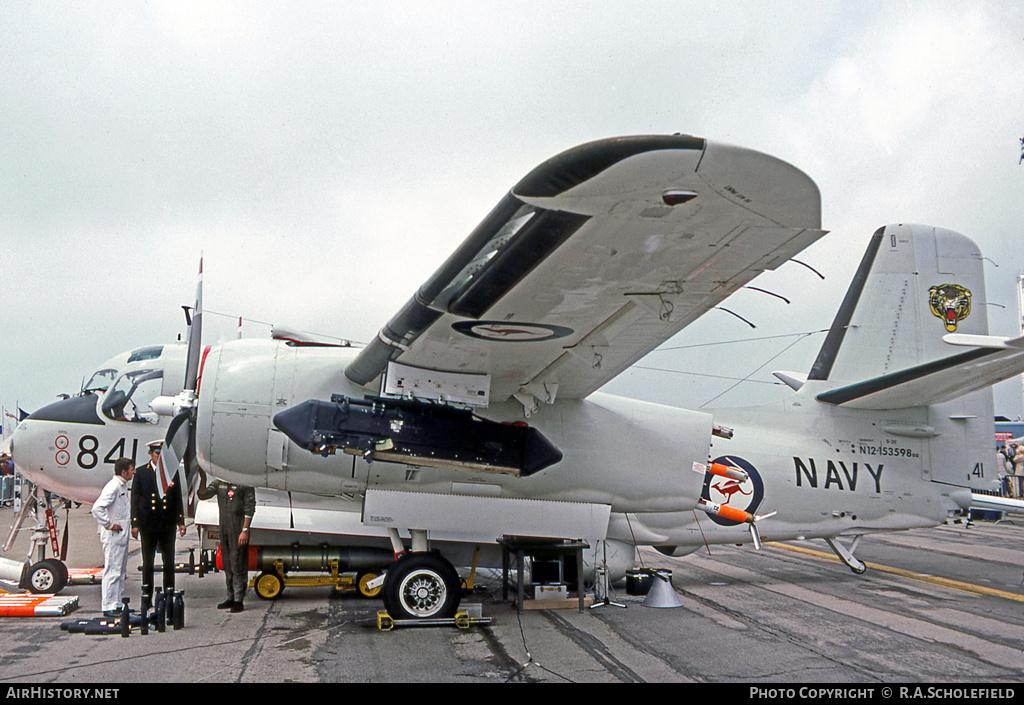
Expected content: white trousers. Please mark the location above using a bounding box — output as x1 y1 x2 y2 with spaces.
99 528 129 612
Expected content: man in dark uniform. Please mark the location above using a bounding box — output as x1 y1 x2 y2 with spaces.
197 471 255 612
131 440 186 603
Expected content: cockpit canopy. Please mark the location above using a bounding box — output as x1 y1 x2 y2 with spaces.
25 344 188 427
82 344 188 423
101 368 164 422
83 368 118 395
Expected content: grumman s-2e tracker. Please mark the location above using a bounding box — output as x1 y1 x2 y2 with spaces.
11 135 1024 621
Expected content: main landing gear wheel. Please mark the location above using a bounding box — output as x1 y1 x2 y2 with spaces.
254 571 285 600
25 559 68 594
382 552 461 620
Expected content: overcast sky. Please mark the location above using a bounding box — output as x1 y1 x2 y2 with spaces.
3 1 1024 427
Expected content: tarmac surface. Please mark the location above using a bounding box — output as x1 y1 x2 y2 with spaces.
1 500 1023 685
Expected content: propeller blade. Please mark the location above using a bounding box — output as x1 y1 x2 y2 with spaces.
749 510 776 550
184 258 203 394
149 258 204 420
162 411 196 520
166 257 204 520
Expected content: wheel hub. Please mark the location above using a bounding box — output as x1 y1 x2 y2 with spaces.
401 571 446 615
31 569 54 591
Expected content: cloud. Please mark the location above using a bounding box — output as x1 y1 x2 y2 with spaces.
3 1 1024 420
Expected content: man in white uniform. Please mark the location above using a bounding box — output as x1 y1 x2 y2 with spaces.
91 457 136 615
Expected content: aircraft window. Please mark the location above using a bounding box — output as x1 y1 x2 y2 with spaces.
127 346 164 363
83 369 118 395
102 369 164 423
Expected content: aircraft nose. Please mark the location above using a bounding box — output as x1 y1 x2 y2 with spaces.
9 425 19 465
24 394 103 426
8 396 111 505
9 414 36 475
9 395 103 476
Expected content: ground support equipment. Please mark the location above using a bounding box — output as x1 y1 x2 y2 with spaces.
0 593 79 617
376 609 492 631
252 558 381 600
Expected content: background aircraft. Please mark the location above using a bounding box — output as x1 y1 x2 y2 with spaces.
3 345 185 592
4 331 369 593
11 135 1024 621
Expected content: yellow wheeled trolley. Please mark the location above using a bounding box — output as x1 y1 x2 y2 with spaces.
249 544 392 600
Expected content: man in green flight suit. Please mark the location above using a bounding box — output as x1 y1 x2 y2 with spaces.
197 472 255 613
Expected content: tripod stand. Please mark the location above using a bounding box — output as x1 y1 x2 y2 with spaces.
590 540 626 609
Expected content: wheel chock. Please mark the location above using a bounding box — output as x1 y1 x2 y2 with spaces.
376 610 491 631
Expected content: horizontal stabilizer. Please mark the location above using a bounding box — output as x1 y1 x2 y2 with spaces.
943 333 1024 350
971 493 1024 516
816 342 1024 410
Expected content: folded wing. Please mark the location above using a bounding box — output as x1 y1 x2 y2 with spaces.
346 135 825 412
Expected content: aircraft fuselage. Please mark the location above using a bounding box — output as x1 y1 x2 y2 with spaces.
11 336 984 556
196 337 982 553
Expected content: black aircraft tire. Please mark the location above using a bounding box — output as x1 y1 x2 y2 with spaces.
25 559 68 594
382 553 461 620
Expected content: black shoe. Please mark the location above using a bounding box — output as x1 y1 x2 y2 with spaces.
102 610 123 618
229 601 244 613
217 599 234 610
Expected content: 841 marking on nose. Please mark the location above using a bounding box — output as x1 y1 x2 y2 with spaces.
54 435 140 469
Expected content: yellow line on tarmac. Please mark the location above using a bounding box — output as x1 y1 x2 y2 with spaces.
770 542 1024 603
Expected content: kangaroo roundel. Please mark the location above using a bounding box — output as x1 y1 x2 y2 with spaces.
701 456 764 526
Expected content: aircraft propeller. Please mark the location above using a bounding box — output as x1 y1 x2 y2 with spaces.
695 499 776 549
151 259 204 517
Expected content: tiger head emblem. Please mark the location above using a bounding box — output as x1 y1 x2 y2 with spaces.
928 283 971 332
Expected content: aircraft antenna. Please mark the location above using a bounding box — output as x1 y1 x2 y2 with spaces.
623 514 644 569
714 307 756 328
790 258 825 280
691 510 712 554
698 331 817 409
743 286 791 304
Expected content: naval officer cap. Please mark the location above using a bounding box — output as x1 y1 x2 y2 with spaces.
147 439 164 451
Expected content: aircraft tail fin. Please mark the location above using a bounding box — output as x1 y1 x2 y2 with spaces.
806 224 1014 494
807 224 1024 410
